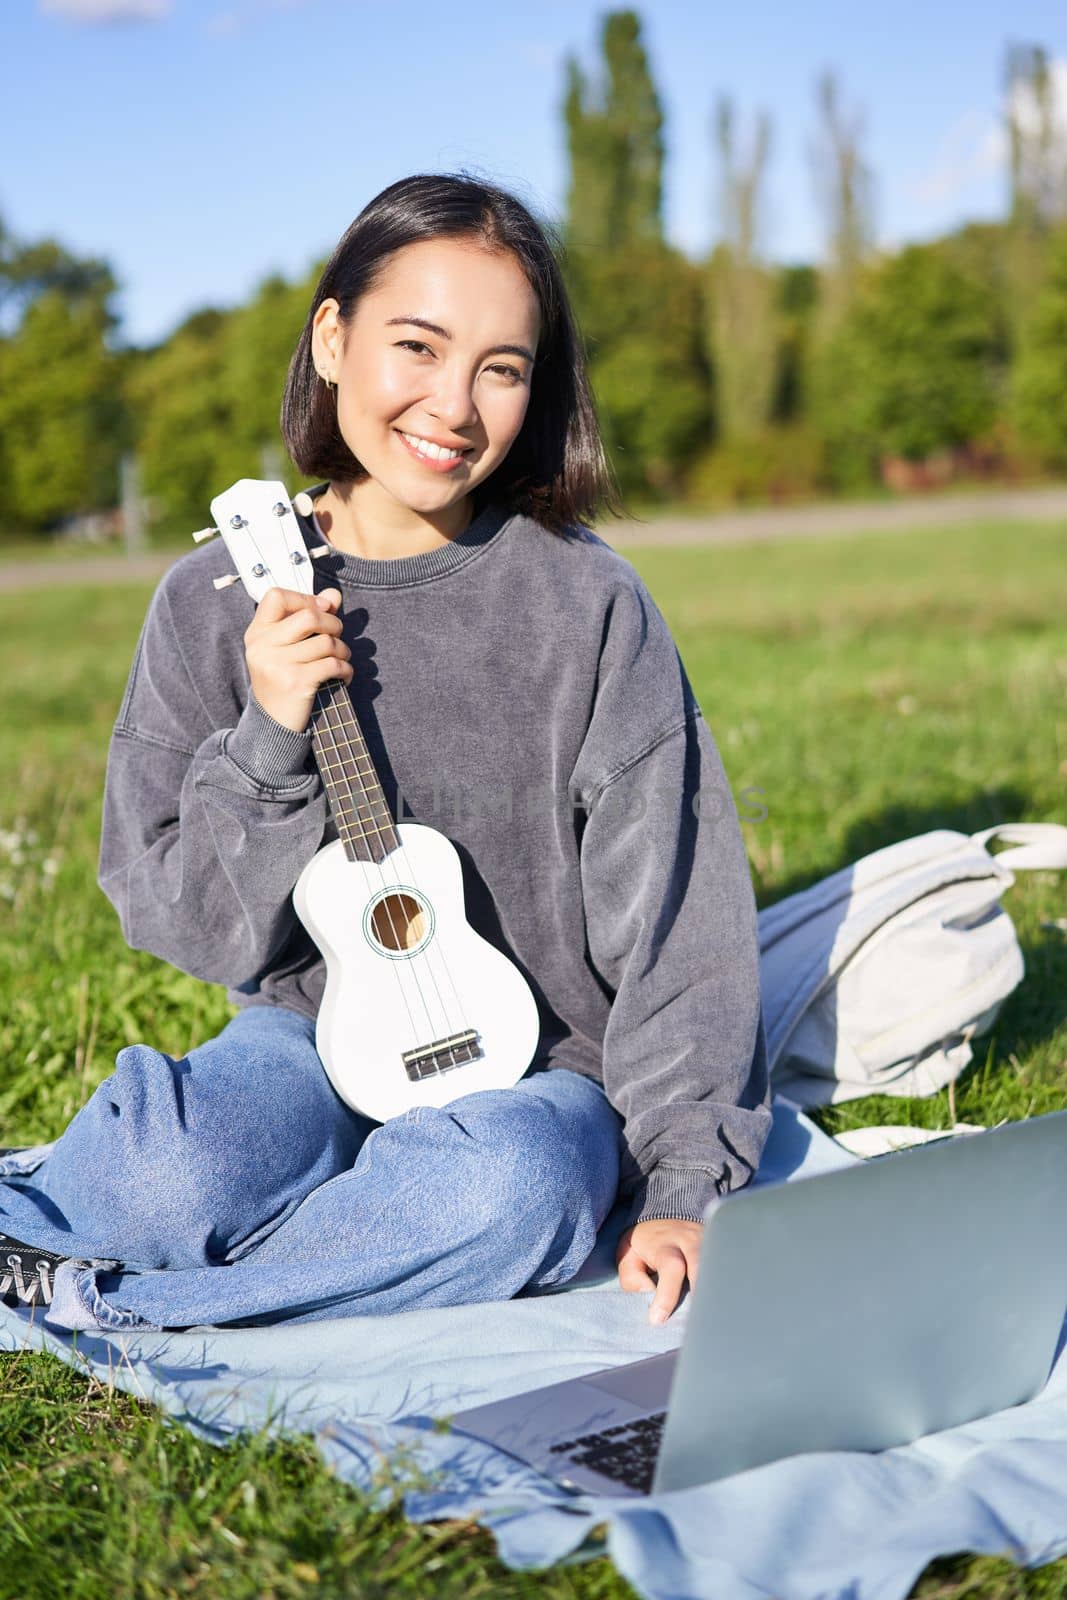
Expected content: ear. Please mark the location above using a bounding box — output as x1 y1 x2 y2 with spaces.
311 298 344 373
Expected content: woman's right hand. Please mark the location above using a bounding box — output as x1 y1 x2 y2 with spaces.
243 586 354 734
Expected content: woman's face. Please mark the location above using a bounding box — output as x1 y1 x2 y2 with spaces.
311 238 541 516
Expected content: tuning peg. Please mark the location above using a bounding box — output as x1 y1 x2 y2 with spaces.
293 492 313 516
308 544 331 558
191 526 219 543
213 574 242 591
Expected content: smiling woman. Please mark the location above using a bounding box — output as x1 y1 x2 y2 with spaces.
0 171 772 1339
280 173 620 559
305 239 540 556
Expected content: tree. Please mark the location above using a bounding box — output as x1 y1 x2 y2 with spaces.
0 288 126 535
563 9 665 257
127 308 235 536
804 72 876 480
220 270 313 479
819 244 1002 472
568 244 710 497
808 72 875 337
771 264 819 423
1003 43 1067 337
560 10 705 500
0 217 116 331
1011 222 1067 466
704 97 777 442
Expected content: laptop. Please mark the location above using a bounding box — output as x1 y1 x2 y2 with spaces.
450 1110 1067 1496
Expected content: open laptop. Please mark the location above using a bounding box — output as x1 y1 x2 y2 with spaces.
450 1110 1067 1497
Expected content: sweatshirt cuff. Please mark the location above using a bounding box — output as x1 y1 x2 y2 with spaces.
222 693 314 787
628 1164 728 1227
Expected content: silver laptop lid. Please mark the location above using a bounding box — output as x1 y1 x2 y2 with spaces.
655 1110 1067 1493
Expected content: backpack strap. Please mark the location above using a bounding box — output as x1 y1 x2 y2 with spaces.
970 823 1067 873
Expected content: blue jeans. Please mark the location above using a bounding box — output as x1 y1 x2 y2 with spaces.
0 1006 623 1331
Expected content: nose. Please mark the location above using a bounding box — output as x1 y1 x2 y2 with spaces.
425 367 479 433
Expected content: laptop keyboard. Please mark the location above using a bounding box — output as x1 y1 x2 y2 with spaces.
548 1411 667 1494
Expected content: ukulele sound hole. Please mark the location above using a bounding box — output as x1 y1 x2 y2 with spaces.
368 891 432 954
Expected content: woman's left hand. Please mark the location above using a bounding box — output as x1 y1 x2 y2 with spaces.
616 1219 703 1324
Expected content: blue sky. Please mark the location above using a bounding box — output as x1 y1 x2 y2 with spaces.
5 0 1065 347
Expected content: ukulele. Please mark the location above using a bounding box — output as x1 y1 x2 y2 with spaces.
196 478 541 1122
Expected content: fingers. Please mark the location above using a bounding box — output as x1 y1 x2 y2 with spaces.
617 1239 657 1294
249 595 345 649
617 1223 703 1324
254 586 342 622
648 1247 688 1325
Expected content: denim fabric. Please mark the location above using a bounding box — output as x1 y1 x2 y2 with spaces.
0 1005 623 1331
95 491 772 1227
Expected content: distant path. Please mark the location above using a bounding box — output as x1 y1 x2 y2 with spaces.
1 484 1064 591
606 483 1067 548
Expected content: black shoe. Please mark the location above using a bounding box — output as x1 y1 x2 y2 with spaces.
0 1232 67 1308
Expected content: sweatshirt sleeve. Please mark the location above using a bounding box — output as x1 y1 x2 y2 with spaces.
97 564 330 989
570 571 772 1226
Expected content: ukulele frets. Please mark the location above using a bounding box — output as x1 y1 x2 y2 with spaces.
402 1029 483 1081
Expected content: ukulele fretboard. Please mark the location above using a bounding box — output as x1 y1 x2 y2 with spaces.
311 676 399 864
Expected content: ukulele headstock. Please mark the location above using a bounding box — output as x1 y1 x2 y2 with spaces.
196 478 329 603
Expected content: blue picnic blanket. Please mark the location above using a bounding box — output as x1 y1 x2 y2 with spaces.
2 1099 1065 1600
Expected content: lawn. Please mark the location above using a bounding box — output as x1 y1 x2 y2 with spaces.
0 516 1064 1598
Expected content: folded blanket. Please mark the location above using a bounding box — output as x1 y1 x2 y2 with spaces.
1 1100 1064 1600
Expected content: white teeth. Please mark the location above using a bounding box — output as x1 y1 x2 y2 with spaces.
401 431 463 461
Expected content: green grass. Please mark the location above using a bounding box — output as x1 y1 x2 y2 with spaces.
0 517 1065 1598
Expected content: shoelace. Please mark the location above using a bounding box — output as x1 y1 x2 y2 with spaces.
1 1248 57 1306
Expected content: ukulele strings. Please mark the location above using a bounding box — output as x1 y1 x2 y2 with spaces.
316 676 473 1062
294 498 474 1067
312 684 432 1044
242 518 440 1054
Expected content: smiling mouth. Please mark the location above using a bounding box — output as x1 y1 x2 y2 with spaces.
396 429 474 463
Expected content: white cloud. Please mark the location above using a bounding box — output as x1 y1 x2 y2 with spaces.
40 0 170 20
205 0 310 35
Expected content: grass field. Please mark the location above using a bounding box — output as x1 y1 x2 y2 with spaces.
0 516 1065 1598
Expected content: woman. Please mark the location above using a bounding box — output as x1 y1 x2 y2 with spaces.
0 172 771 1332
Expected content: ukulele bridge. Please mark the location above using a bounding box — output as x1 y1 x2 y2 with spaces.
402 1029 483 1081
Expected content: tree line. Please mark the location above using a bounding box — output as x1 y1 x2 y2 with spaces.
2 14 1067 541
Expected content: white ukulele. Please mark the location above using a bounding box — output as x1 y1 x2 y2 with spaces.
196 478 541 1122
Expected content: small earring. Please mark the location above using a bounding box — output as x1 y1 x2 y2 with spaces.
317 368 336 391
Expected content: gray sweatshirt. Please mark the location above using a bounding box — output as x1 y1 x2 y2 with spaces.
98 487 772 1226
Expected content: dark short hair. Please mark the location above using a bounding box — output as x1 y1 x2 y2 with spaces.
280 172 624 535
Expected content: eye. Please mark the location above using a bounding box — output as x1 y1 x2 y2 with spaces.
396 341 524 383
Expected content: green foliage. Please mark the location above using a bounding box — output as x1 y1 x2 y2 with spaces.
563 9 665 254
0 289 127 534
808 242 1005 483
127 267 319 537
1011 224 1067 467
563 243 710 499
218 272 310 473
0 26 1061 541
704 100 777 444
771 264 819 422
127 308 236 537
705 245 778 442
0 224 117 329
684 423 827 507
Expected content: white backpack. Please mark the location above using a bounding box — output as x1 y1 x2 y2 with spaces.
758 823 1067 1108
